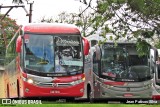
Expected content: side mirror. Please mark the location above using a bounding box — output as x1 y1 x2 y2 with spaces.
82 37 90 55
16 36 22 53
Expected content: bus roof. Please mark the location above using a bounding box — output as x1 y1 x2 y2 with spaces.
87 34 137 44
22 23 80 34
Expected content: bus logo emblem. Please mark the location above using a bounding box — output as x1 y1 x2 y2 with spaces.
52 83 58 87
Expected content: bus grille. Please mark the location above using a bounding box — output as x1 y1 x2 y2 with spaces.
36 82 72 87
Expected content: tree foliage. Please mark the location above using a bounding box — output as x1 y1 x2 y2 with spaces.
11 0 160 55
0 15 19 59
79 0 160 56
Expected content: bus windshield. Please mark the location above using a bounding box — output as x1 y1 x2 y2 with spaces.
24 34 83 74
101 43 151 82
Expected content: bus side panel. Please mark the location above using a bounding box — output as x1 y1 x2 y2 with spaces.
3 71 8 98
0 70 5 98
16 55 23 98
6 59 18 98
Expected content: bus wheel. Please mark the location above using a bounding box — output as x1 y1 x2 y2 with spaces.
88 88 94 103
66 97 75 102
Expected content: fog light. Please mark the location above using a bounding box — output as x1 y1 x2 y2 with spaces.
80 88 84 93
27 78 33 84
25 88 29 92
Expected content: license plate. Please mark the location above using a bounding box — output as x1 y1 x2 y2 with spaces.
50 90 60 94
124 93 133 97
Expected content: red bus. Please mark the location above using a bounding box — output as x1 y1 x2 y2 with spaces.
4 23 89 99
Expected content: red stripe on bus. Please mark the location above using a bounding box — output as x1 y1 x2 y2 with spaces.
103 81 125 86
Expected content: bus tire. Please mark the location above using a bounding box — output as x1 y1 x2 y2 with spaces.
66 97 75 102
87 86 94 103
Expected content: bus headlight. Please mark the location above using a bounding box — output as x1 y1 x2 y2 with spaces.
23 77 35 84
27 78 34 84
82 77 85 81
71 77 85 86
144 83 152 89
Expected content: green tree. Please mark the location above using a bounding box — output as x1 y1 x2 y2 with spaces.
0 15 19 65
79 0 160 55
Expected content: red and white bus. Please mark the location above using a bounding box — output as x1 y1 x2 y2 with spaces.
150 48 160 100
84 34 153 102
4 23 89 99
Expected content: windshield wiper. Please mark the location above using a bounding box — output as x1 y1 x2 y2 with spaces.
70 68 82 72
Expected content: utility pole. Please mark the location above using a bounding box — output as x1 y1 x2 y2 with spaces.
0 5 28 48
0 1 34 23
0 1 34 48
29 3 33 23
0 5 25 21
26 1 34 23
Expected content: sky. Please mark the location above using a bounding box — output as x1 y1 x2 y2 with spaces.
0 0 90 25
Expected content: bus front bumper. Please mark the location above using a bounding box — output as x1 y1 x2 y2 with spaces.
22 81 84 98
